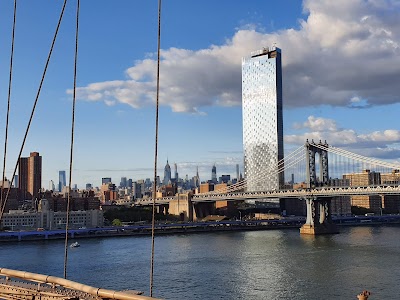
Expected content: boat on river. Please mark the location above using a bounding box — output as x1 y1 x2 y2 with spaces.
70 241 80 248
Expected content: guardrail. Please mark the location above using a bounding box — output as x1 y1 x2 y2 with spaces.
0 268 160 300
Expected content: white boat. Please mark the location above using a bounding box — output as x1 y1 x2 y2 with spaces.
70 242 80 248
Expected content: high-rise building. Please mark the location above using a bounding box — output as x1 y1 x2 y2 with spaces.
18 152 42 200
211 164 217 183
163 160 171 185
127 178 133 189
242 46 284 191
236 164 239 181
49 180 55 191
120 177 127 188
13 175 18 188
102 177 112 185
174 163 178 181
58 170 66 192
194 166 200 188
145 178 151 189
219 175 231 184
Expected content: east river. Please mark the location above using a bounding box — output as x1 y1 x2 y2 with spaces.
1 225 400 299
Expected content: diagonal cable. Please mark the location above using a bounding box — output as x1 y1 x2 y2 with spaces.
1 0 17 220
0 0 68 224
63 0 80 280
150 0 162 297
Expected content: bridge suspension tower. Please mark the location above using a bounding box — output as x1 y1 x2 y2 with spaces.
301 140 338 235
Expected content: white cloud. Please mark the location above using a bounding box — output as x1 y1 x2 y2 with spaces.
285 116 400 159
68 0 400 113
359 129 400 142
293 115 338 131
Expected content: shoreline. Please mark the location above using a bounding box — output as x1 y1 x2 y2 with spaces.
1 216 400 243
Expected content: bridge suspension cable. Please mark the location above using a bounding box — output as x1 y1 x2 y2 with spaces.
196 142 400 197
150 0 162 297
314 144 400 170
1 0 17 222
223 153 305 193
63 0 80 280
0 0 68 224
208 145 306 194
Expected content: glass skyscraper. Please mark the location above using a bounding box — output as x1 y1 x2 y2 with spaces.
242 47 284 191
58 170 66 192
211 164 217 183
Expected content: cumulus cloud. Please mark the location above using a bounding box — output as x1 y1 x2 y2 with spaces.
68 0 400 113
293 115 338 131
285 116 400 159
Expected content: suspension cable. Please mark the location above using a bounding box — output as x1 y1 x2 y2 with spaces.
0 0 68 223
221 146 306 193
150 0 162 297
63 0 80 280
316 144 400 170
1 0 17 220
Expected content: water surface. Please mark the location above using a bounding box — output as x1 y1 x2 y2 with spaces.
1 226 399 299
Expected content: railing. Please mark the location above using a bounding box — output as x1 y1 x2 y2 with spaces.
0 268 160 300
192 185 400 201
133 185 400 204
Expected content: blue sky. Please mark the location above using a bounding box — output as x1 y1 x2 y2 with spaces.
0 0 399 188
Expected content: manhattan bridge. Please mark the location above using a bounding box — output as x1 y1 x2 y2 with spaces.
195 140 400 199
139 140 400 235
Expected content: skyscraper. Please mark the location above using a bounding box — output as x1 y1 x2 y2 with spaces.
18 152 42 200
211 164 217 183
242 46 284 191
163 160 171 185
58 170 66 192
102 177 112 185
120 177 127 188
174 163 178 181
49 180 55 191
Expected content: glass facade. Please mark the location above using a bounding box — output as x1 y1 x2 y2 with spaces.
242 47 284 191
59 171 66 192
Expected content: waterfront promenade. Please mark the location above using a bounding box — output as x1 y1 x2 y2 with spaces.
1 215 400 242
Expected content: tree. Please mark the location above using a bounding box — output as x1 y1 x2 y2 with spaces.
112 218 122 226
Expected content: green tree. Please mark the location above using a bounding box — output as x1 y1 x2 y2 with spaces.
112 218 122 226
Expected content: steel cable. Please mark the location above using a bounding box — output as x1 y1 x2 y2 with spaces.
1 0 17 222
150 0 162 297
0 0 68 223
63 0 80 280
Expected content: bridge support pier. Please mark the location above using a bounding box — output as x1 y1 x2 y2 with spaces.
300 197 338 235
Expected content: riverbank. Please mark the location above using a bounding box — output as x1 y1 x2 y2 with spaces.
1 215 400 242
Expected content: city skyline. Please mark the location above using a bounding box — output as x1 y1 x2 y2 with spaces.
0 0 399 188
51 159 242 189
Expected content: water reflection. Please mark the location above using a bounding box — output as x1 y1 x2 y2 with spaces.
0 226 399 299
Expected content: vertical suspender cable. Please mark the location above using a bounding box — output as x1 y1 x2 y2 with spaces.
150 0 162 297
0 0 68 223
64 0 80 279
1 0 17 218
